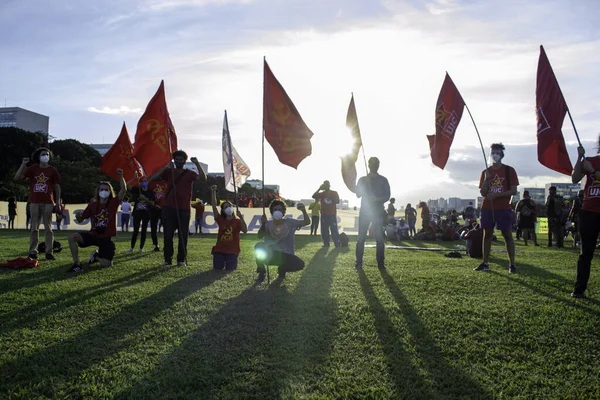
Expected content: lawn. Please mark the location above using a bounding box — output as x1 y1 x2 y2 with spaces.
1 230 599 399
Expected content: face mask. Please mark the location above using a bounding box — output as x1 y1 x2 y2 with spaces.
491 153 502 163
40 155 50 163
99 190 110 199
174 162 185 169
272 210 284 220
140 182 148 189
224 207 233 216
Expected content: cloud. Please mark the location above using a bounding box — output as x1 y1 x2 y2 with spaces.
86 106 143 115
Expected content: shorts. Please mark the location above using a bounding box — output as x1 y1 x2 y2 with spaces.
79 232 116 261
121 214 130 225
480 209 513 231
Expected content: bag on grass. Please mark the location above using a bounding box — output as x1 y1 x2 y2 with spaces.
339 232 349 247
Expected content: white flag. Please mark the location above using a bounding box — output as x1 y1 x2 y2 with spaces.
222 111 251 192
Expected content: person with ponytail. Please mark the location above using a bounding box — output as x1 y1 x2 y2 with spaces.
209 185 247 271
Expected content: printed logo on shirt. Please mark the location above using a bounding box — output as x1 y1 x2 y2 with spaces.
221 226 233 242
488 175 505 194
34 173 49 193
323 197 333 205
153 185 164 200
95 208 109 229
589 177 600 198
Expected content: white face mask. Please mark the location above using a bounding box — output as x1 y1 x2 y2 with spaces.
40 155 50 163
99 190 110 199
272 210 284 220
224 207 233 216
491 153 502 163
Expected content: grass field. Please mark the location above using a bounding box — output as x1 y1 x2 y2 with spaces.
1 229 599 399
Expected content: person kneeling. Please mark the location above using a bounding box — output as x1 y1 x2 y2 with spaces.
255 200 310 283
210 185 248 271
68 169 126 273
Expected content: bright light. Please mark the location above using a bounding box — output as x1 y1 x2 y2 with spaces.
337 128 359 159
254 246 269 262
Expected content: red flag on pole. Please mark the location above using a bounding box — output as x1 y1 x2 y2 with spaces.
341 94 363 192
133 80 178 177
100 122 143 182
426 73 466 169
536 45 573 175
263 60 314 169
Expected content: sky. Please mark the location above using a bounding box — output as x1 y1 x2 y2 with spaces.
2 0 600 207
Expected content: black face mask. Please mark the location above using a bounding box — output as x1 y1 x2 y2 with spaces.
174 162 185 169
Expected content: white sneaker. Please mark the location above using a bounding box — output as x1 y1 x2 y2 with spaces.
126 248 133 253
139 248 144 253
177 261 186 267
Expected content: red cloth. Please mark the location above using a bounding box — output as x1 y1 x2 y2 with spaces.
81 197 120 238
536 45 573 175
427 73 465 169
133 80 178 177
23 165 61 204
314 190 339 215
263 60 313 169
342 94 363 192
100 122 143 183
192 203 205 219
582 157 600 213
213 215 242 254
0 257 39 269
160 168 198 210
149 181 168 207
479 165 519 210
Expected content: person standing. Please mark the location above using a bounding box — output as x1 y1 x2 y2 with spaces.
8 197 17 230
151 151 206 266
308 200 321 236
149 180 167 249
463 201 476 221
127 176 155 253
192 199 205 235
121 199 132 232
67 169 126 273
474 143 519 273
570 143 600 298
209 185 247 271
569 190 584 248
387 198 396 219
546 186 565 248
14 148 61 260
312 180 341 247
355 157 390 270
515 190 539 246
405 203 417 238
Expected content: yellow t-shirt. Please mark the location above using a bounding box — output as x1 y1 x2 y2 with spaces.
308 202 321 216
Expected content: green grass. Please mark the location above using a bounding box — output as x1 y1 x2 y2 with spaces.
1 230 599 399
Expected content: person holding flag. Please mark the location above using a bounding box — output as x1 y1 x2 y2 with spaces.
151 151 206 266
474 143 519 273
209 185 247 271
570 140 600 298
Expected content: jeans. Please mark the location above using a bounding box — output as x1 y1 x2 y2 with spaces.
548 216 564 247
310 216 320 235
356 208 385 267
150 209 160 246
213 252 239 270
255 243 305 276
162 206 191 263
574 210 600 294
29 203 54 255
131 210 151 249
321 214 340 246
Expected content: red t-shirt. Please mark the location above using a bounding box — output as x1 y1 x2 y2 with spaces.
160 169 198 210
23 165 61 204
192 203 205 219
212 215 241 254
582 156 600 213
82 197 120 238
149 181 168 207
314 190 339 215
479 165 519 210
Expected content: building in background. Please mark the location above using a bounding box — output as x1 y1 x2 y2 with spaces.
545 182 582 201
0 107 49 134
89 143 111 156
521 188 545 205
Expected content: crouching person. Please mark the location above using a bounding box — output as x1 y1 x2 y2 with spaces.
67 169 126 273
255 200 310 283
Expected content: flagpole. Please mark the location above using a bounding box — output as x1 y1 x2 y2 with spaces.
262 56 269 285
224 110 239 210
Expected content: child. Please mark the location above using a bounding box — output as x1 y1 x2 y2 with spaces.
210 185 247 271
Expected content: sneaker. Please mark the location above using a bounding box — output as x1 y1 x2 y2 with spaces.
68 264 84 273
177 261 186 267
45 253 56 261
153 246 160 252
509 265 517 274
162 261 172 266
88 250 99 264
126 248 133 253
139 248 144 253
355 261 363 270
378 264 386 271
571 291 585 299
473 263 490 272
28 252 38 260
256 273 266 283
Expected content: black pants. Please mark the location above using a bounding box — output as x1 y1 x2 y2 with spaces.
162 206 191 263
548 217 564 247
255 243 305 276
131 210 151 249
574 210 600 294
310 216 320 235
150 208 160 247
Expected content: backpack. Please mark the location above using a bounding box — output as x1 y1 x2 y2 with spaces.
38 240 63 253
465 225 483 259
339 232 349 247
520 201 532 217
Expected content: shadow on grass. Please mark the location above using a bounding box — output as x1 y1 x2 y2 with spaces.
0 269 226 397
116 247 339 399
358 269 491 399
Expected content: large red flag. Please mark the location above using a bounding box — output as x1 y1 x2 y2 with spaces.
426 73 465 169
100 122 143 182
263 60 313 169
133 80 178 177
341 94 363 192
536 45 573 175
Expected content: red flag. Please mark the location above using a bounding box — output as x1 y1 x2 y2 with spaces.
536 45 573 175
100 122 143 182
133 80 178 177
341 94 363 192
427 73 465 169
263 60 313 169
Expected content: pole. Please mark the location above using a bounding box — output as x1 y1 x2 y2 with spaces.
262 56 269 284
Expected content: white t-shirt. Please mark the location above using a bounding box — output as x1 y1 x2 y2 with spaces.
121 201 132 214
